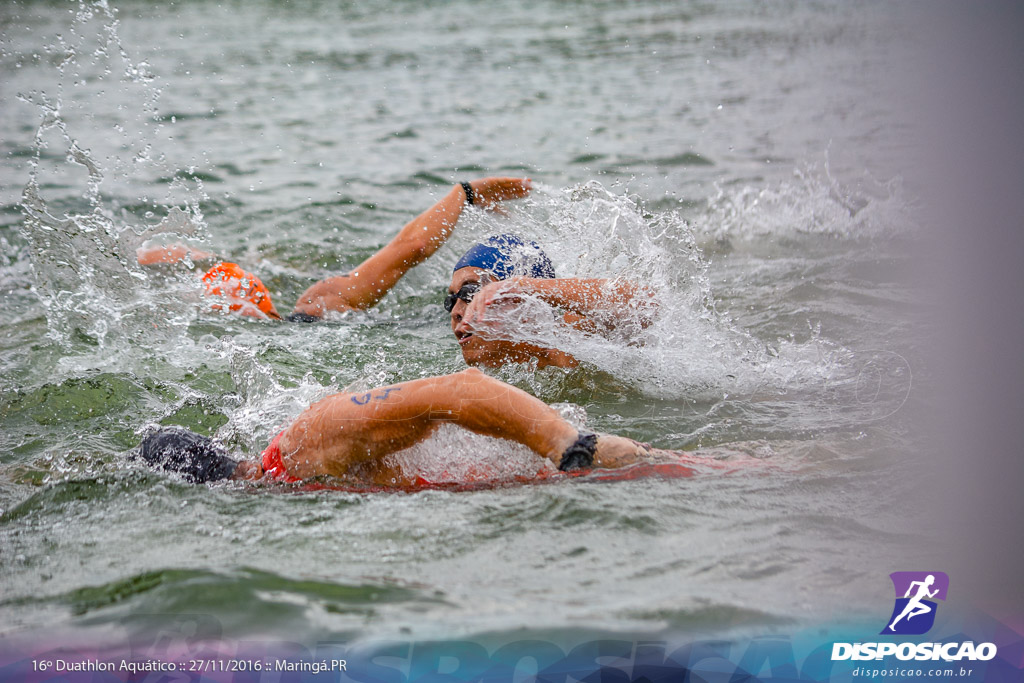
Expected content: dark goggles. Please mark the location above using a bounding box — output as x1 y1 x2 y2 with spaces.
443 282 482 313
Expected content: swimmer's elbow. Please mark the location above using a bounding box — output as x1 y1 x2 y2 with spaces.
399 236 435 266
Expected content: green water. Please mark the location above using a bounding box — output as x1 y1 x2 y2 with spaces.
0 0 934 647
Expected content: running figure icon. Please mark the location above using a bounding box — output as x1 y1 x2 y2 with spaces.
889 574 939 631
882 571 949 635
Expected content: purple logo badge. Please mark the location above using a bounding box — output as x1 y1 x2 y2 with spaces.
881 571 949 635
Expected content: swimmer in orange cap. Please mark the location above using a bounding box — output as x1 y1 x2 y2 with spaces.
137 178 532 321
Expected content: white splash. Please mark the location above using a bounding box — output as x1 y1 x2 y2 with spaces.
445 181 845 400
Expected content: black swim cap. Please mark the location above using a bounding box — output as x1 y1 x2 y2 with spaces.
136 427 238 483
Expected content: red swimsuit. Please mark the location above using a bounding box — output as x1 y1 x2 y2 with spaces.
260 431 300 483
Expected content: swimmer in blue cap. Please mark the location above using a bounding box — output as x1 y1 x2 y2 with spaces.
138 177 532 320
446 234 655 368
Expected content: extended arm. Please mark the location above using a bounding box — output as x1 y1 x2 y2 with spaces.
292 178 531 316
136 243 217 265
903 581 924 598
276 368 651 480
465 276 657 333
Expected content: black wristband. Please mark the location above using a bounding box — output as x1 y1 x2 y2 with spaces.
460 181 475 205
558 432 598 471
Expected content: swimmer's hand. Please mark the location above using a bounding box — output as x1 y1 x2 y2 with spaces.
466 177 532 210
593 435 681 469
460 279 527 334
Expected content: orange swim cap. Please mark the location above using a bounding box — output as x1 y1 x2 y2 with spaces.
201 262 280 319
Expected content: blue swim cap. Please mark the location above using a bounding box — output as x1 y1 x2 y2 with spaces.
452 234 556 280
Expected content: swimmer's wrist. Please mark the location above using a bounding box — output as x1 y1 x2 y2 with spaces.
558 432 597 471
460 180 475 205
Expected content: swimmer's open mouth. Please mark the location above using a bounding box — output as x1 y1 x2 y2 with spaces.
456 331 473 346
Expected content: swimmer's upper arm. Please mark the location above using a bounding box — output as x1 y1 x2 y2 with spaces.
280 376 453 474
291 191 463 316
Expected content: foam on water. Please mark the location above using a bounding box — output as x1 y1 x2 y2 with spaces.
214 341 336 452
16 1 215 356
9 2 349 477
697 157 918 246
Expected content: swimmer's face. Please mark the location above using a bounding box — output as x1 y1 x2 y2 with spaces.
449 267 497 366
448 267 565 368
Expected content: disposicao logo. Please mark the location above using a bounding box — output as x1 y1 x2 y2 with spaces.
831 571 998 663
881 571 948 635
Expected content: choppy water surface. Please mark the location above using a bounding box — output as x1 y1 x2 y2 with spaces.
1 0 932 644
